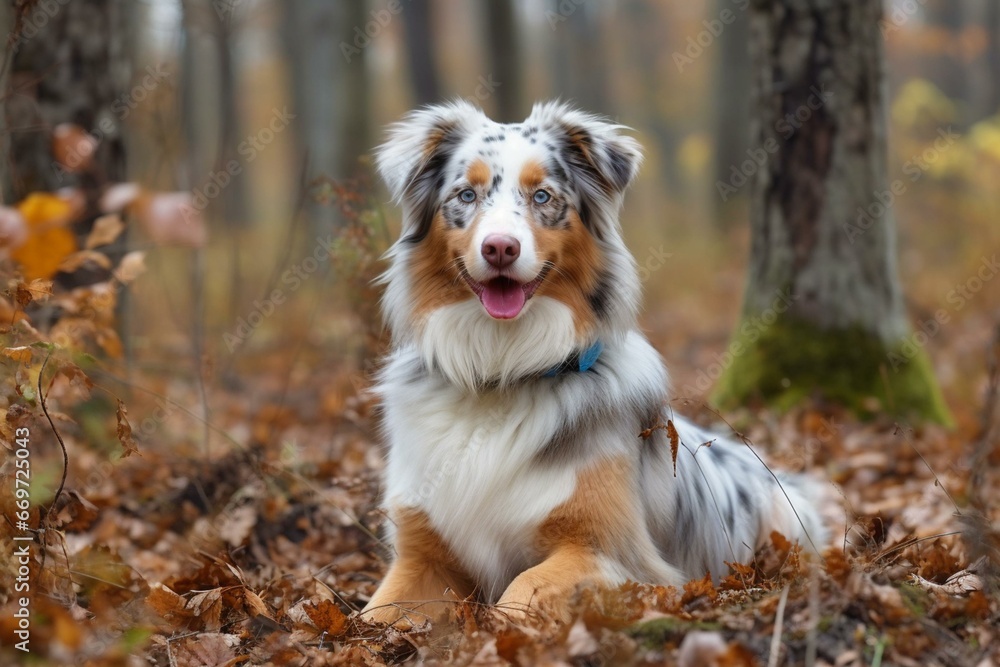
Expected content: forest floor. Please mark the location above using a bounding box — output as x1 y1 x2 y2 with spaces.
2 219 999 666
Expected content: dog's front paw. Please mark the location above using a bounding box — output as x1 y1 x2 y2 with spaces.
359 602 424 630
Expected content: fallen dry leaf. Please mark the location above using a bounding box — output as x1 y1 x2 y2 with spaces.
116 399 139 457
304 599 348 636
113 251 146 284
85 213 126 249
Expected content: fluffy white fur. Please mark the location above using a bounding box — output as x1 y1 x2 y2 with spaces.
419 297 579 391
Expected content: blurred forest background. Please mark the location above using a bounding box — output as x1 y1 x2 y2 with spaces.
2 0 998 415
1 0 999 664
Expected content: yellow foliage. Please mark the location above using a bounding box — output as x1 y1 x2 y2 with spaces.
678 132 711 180
891 78 956 130
11 192 78 280
969 118 1000 164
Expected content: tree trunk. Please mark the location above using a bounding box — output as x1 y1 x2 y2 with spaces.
283 0 371 237
966 0 1000 122
621 0 679 191
711 0 752 226
401 1 441 107
548 0 610 116
483 0 522 122
712 0 950 424
5 0 130 201
924 0 965 108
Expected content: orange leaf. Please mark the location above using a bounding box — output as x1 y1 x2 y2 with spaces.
52 123 97 173
770 530 792 553
11 193 78 280
96 328 124 358
304 600 347 636
667 419 679 476
681 572 717 605
2 346 33 365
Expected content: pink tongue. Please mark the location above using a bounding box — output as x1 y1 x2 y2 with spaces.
480 278 526 319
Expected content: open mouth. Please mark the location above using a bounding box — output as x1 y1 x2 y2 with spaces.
459 263 550 319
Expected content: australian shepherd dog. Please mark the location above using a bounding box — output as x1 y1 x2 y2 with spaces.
362 101 824 625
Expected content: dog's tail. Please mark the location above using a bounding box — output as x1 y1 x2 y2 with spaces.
767 472 828 555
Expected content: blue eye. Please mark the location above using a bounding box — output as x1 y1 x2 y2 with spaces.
459 188 477 203
533 190 551 204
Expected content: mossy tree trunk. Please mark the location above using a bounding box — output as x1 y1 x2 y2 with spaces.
712 0 951 424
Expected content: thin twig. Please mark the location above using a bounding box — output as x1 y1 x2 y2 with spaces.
38 352 68 520
805 566 819 667
895 424 961 514
873 531 963 563
702 404 823 555
767 585 789 667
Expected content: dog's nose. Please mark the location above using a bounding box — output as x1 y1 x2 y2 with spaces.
481 234 521 269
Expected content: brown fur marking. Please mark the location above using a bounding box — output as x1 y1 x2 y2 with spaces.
519 160 547 190
408 211 476 322
532 208 604 336
362 507 474 625
467 159 491 187
497 456 641 622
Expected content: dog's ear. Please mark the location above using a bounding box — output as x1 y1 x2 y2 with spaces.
376 101 483 242
528 101 642 238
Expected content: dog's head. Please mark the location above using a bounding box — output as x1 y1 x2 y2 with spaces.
377 101 643 388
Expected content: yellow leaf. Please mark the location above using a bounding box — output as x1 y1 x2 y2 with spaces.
11 193 78 280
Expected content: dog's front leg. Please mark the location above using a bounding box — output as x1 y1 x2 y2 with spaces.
495 544 600 624
361 508 473 626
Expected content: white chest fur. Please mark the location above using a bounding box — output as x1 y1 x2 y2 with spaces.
380 374 580 599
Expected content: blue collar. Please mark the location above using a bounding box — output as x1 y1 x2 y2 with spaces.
543 341 603 377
